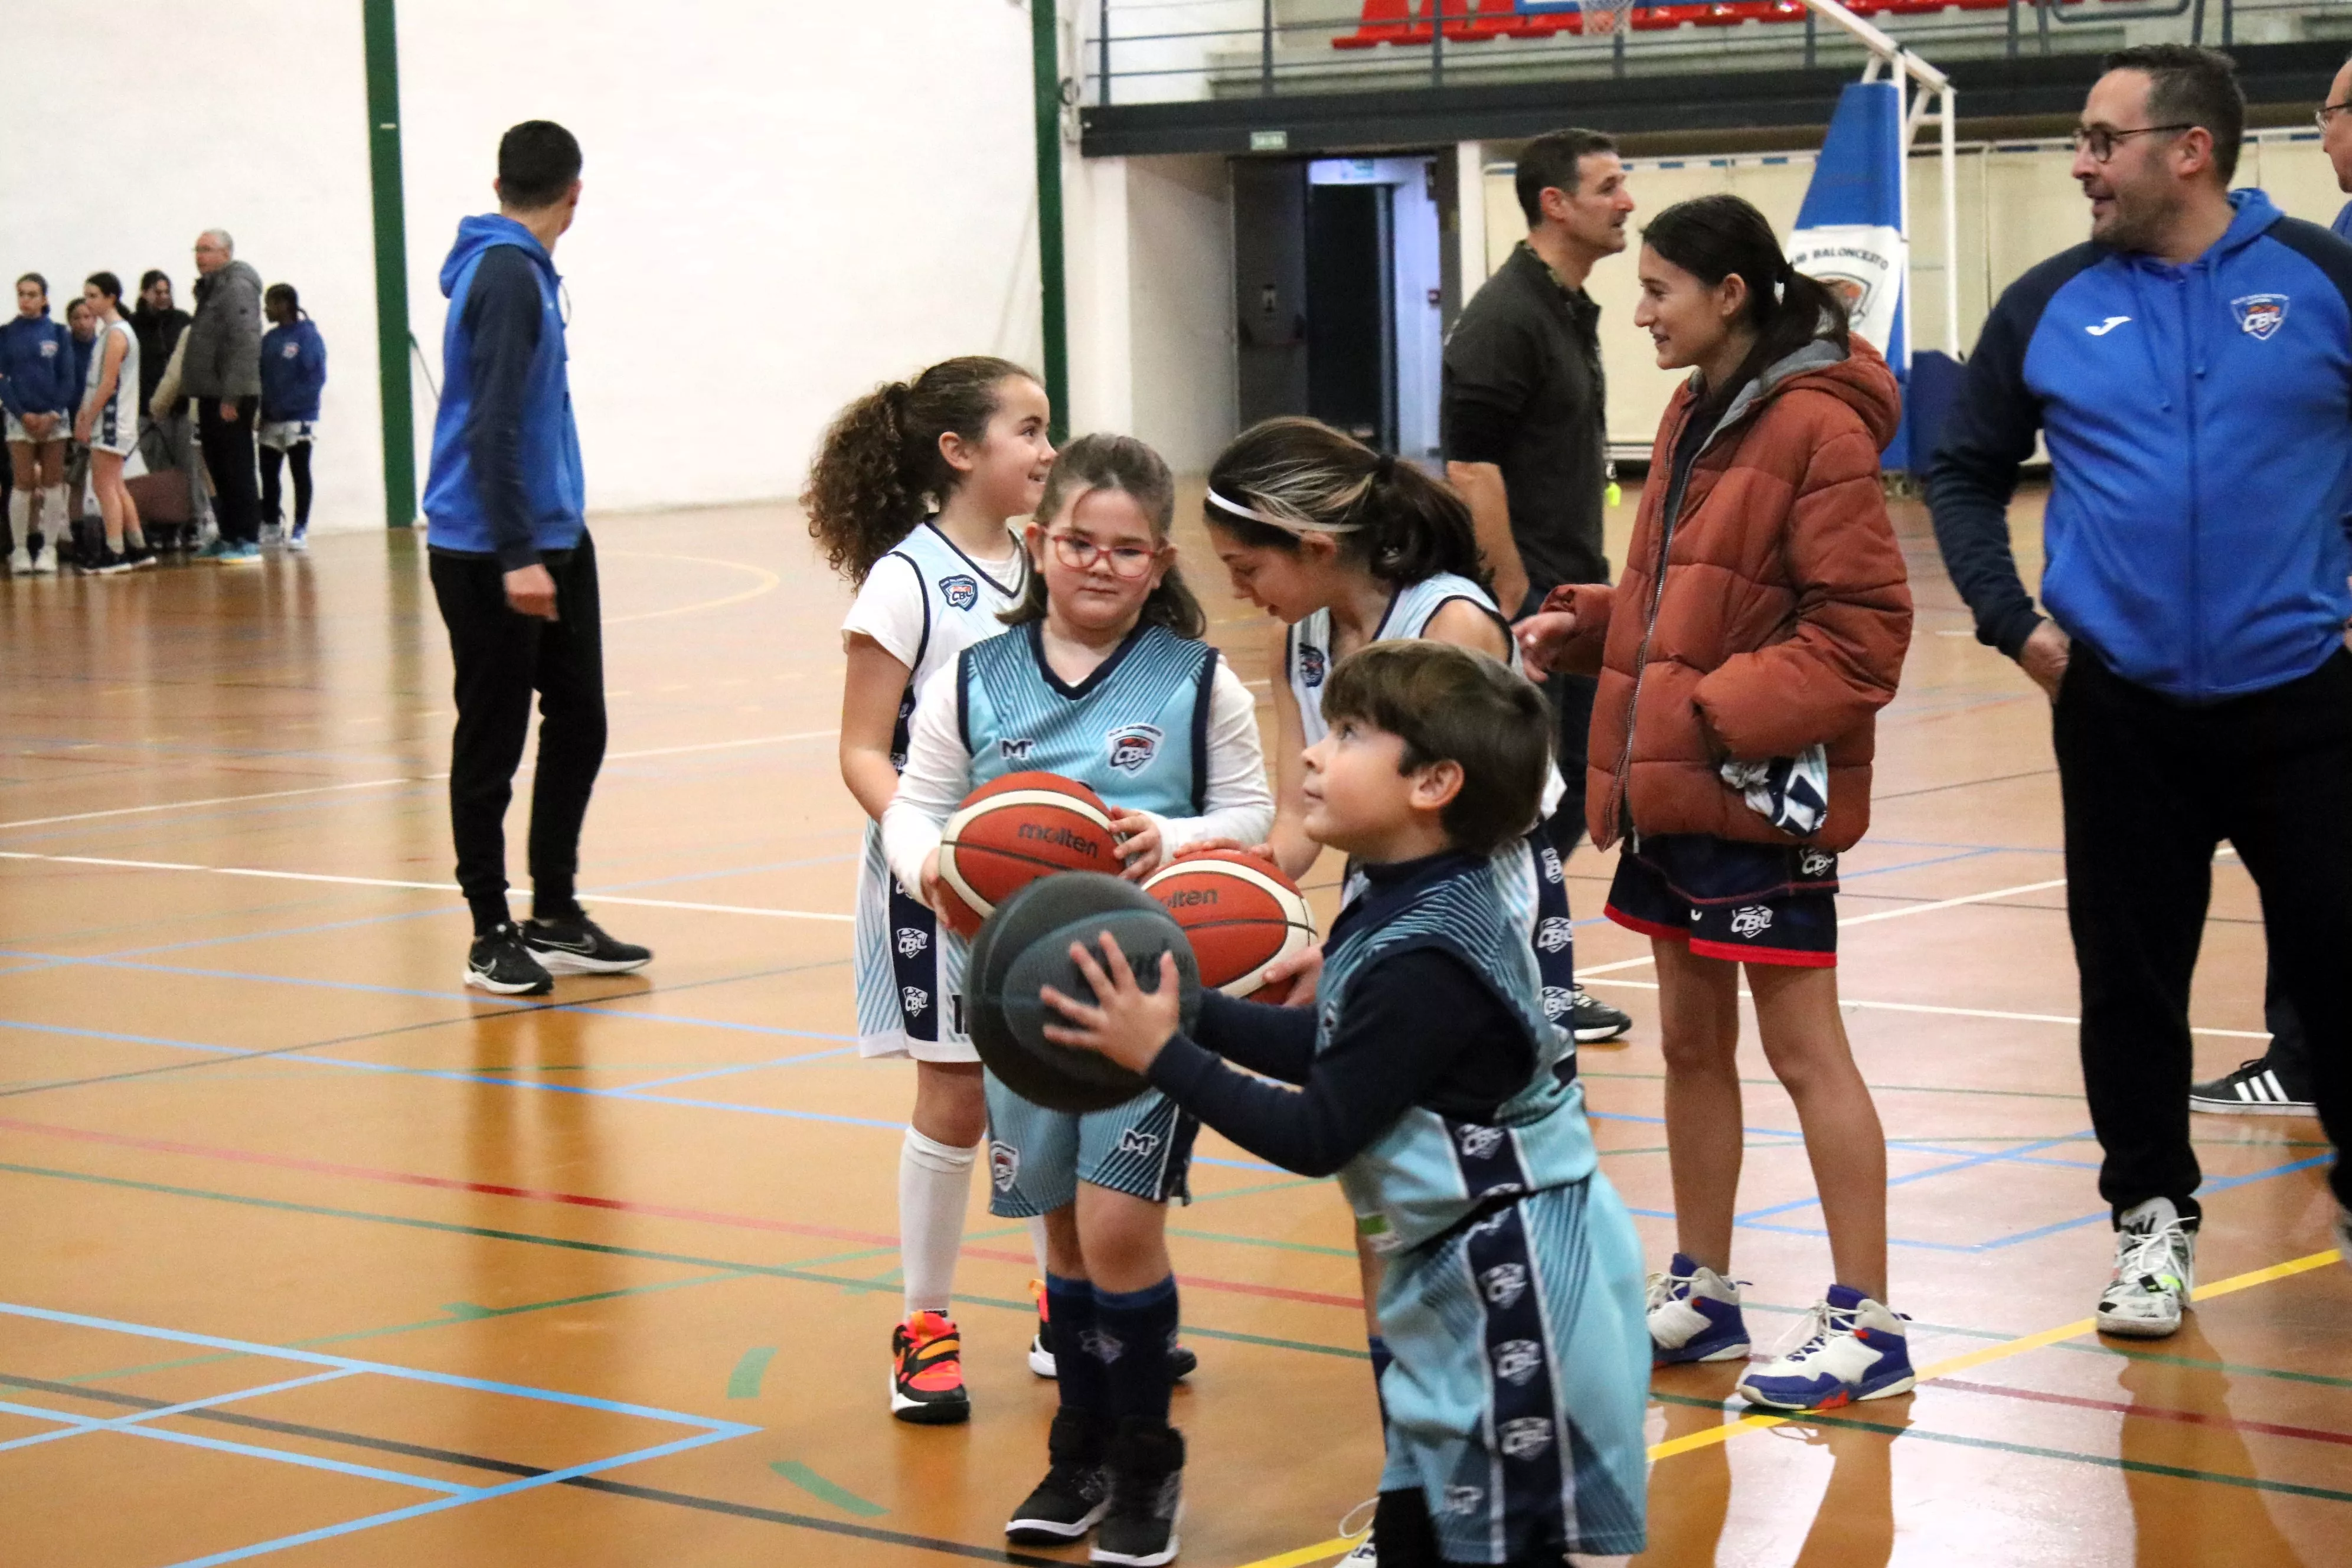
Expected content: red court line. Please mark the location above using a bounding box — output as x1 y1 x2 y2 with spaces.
0 1115 1363 1311
1939 1376 2352 1448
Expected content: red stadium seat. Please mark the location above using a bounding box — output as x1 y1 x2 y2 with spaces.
1334 0 1416 48
1631 4 1712 30
1694 2 1776 25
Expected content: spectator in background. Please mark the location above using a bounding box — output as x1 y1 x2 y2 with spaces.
2 273 77 574
184 228 264 563
132 269 211 550
63 296 99 560
258 283 324 551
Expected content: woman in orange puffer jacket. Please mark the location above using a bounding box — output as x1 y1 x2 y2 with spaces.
1519 194 1913 1416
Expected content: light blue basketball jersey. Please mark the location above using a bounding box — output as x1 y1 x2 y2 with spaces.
959 620 1218 817
1287 572 1510 747
1317 854 1596 1257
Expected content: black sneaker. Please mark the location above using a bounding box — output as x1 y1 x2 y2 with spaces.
1007 1408 1112 1543
1092 1417 1184 1566
1571 985 1633 1043
466 923 554 995
521 911 651 974
86 547 132 576
125 544 157 570
2190 1056 2314 1116
1027 1281 1196 1381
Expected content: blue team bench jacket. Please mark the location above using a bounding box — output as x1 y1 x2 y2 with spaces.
1929 188 2352 702
0 314 79 419
258 318 326 423
421 214 584 569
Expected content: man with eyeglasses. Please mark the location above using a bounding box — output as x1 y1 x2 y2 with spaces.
1930 44 2352 1334
2321 53 2352 239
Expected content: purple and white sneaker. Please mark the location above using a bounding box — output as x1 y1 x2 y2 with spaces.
1735 1285 1915 1411
1646 1252 1750 1366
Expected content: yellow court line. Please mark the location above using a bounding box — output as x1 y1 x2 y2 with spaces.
1234 1246 2343 1568
598 550 782 625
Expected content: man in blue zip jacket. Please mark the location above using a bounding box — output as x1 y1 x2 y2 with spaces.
1931 45 2352 1330
423 119 650 995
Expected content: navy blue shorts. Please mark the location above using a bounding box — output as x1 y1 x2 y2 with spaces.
1604 834 1838 968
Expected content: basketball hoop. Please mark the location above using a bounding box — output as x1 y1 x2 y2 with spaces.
1580 0 1636 37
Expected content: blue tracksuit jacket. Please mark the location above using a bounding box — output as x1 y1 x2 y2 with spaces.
0 315 78 419
259 318 326 422
1929 189 2352 701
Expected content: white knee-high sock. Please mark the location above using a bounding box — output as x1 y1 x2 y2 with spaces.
41 485 66 539
899 1127 978 1318
1026 1214 1050 1279
7 489 26 551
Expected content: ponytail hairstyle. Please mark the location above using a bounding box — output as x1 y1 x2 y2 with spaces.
801 354 1040 584
1203 416 1488 593
1003 432 1206 639
264 282 302 319
86 272 123 308
1639 194 1848 433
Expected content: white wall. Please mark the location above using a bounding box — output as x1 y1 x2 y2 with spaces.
1 0 1048 532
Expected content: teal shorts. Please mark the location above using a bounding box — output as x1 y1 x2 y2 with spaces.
983 1073 1198 1217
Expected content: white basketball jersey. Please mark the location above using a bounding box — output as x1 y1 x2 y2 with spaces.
1285 572 1512 746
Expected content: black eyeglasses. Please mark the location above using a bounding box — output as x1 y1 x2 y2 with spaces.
2072 123 2193 162
2318 100 2352 131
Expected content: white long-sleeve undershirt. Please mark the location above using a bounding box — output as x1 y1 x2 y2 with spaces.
882 655 1273 898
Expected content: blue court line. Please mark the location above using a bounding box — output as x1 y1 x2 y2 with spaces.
1734 1132 2101 1223
0 1393 477 1494
1975 1154 2340 1250
1588 1108 2098 1174
623 1047 860 1089
0 1367 360 1455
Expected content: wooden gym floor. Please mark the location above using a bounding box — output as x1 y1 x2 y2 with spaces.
1 483 2346 1568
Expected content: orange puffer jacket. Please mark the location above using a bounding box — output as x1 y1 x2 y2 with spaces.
1546 335 1912 853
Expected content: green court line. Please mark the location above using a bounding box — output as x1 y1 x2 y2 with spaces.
1 1161 1366 1365
770 1459 889 1517
729 1346 778 1400
2059 1341 2352 1393
1168 1226 1357 1259
1646 1391 2352 1506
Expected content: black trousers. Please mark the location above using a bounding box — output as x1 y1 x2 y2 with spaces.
198 396 260 544
429 535 607 933
259 440 312 530
2054 646 2352 1215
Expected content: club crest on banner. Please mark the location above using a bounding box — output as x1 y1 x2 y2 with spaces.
1786 225 1907 359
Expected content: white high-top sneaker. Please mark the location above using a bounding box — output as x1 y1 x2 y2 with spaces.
1646 1252 1751 1365
2096 1197 2197 1338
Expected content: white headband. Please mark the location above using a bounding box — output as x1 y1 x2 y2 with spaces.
1205 486 1363 534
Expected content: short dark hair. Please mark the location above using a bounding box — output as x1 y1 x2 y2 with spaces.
1321 641 1553 857
86 271 123 304
2105 44 2245 184
1001 432 1207 639
1514 128 1618 228
498 120 583 210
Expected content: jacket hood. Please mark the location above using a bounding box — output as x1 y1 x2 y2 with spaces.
1692 332 1902 452
208 259 262 293
440 215 556 299
2121 186 2281 272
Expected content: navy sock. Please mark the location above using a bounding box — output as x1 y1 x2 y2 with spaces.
1093 1275 1179 1427
1368 1334 1394 1428
1046 1273 1108 1417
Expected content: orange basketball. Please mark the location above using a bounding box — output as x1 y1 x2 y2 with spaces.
1141 849 1317 1002
936 772 1121 939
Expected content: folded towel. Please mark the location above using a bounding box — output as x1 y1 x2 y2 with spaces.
1719 744 1829 839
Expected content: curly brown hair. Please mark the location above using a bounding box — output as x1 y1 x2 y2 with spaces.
800 355 1040 584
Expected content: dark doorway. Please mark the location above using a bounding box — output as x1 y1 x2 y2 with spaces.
1305 182 1394 451
1233 161 1309 430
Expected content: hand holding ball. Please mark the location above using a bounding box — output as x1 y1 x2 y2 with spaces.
935 772 1121 938
1141 848 1317 1003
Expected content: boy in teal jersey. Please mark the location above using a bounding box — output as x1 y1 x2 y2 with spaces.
1043 641 1647 1567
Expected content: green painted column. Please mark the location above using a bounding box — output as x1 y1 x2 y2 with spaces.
362 0 417 528
1031 0 1070 443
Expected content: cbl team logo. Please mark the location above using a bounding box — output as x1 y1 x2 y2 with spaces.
1729 904 1775 939
1491 1339 1544 1387
1442 1485 1485 1517
894 925 929 959
989 1141 1020 1192
1541 985 1574 1021
1539 847 1563 885
1116 1127 1161 1157
1298 645 1327 688
998 737 1036 763
1498 1417 1555 1459
1479 1261 1528 1309
1536 916 1573 953
1106 722 1163 773
900 984 930 1017
1798 849 1834 880
1455 1123 1506 1160
938 573 979 610
2233 293 2288 340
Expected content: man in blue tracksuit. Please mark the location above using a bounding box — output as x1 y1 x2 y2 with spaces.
423 119 650 996
1932 46 2352 1326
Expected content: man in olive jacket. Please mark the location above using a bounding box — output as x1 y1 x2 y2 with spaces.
184 228 264 560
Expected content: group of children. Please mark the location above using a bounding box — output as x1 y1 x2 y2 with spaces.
811 190 1912 1568
1 269 322 573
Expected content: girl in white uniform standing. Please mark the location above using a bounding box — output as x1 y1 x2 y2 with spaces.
74 273 149 574
806 355 1049 1425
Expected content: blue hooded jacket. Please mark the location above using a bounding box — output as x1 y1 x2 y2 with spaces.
1930 190 2352 701
0 315 78 420
259 318 326 422
421 215 584 567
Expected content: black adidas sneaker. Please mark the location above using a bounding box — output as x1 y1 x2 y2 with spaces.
521 911 652 975
466 924 553 995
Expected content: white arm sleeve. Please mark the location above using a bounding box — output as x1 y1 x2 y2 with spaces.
1150 661 1275 856
881 663 973 894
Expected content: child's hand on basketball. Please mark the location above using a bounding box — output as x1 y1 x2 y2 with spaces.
1108 809 1165 880
1040 932 1181 1073
1259 942 1322 1008
1511 609 1579 680
919 848 946 913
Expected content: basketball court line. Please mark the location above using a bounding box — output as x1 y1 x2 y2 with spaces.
1238 1246 2348 1568
1579 979 2272 1041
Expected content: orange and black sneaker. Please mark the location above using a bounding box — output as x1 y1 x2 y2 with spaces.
890 1310 971 1425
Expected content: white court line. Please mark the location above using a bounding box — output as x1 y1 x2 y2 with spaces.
1574 876 2073 978
1576 978 2269 1040
0 729 837 832
0 851 854 924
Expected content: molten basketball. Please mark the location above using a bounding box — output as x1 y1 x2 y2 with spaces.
936 771 1121 939
1141 849 1316 1002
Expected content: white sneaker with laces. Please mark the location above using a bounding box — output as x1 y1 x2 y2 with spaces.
6 543 28 574
2096 1197 2197 1338
1734 1285 1913 1410
1645 1253 1750 1364
1335 1498 1377 1567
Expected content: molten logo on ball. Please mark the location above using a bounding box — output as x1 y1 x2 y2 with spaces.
1016 821 1102 858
